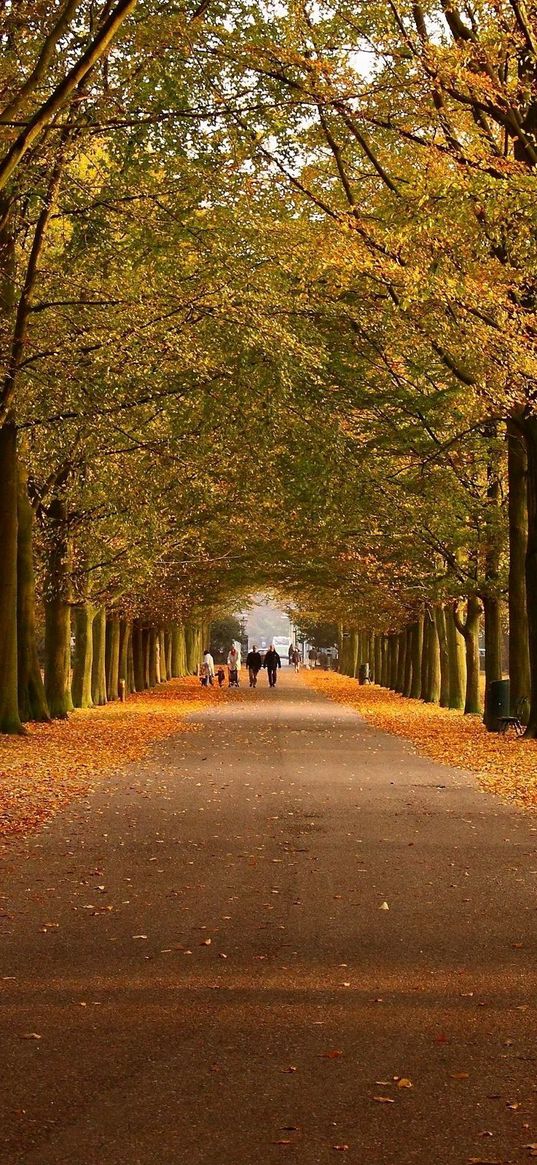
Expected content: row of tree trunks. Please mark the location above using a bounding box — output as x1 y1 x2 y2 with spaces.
348 603 472 711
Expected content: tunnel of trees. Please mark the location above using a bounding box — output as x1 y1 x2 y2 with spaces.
1 1 537 734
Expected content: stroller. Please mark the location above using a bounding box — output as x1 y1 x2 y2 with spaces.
228 666 240 688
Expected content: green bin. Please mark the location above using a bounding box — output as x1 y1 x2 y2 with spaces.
487 679 510 731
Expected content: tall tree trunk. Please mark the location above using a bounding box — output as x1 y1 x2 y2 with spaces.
507 417 530 713
106 614 120 701
483 426 504 729
127 627 135 694
423 611 441 704
523 415 537 735
148 628 158 687
91 607 107 706
390 633 399 689
0 196 22 732
171 622 186 677
17 458 48 722
44 498 72 719
380 634 389 687
403 625 413 696
159 627 166 682
420 615 430 701
410 617 423 699
483 595 503 729
350 628 359 678
446 605 466 710
374 634 382 684
143 626 150 688
0 421 22 732
185 621 200 675
396 630 406 693
132 620 144 692
454 596 482 714
164 624 172 680
435 606 450 708
118 619 131 693
72 603 94 709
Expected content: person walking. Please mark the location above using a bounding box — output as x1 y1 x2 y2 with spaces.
201 648 215 686
291 646 300 672
246 645 262 688
227 643 241 687
263 644 281 688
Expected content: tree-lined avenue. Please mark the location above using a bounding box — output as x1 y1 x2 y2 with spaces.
1 671 536 1164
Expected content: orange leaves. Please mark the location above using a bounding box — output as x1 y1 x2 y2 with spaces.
0 677 216 840
302 671 537 810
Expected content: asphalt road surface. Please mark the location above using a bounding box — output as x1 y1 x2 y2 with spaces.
1 669 537 1165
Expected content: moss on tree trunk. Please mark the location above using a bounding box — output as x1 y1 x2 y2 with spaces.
435 606 450 708
91 607 107 705
446 604 466 711
454 596 482 715
72 603 94 708
423 612 441 704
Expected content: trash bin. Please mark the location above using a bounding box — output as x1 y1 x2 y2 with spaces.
358 662 370 685
487 679 510 731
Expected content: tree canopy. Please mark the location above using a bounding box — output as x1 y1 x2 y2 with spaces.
1 1 537 732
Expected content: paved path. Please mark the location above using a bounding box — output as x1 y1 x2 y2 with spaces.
1 670 537 1164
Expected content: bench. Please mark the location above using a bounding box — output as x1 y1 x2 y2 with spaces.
498 697 528 737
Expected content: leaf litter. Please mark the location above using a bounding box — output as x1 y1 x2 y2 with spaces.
0 678 231 839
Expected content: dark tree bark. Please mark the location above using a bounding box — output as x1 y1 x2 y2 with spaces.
148 628 158 687
380 634 389 687
507 417 530 714
106 614 120 701
410 617 423 699
523 415 537 735
17 459 49 722
132 620 144 692
0 421 22 732
44 498 72 719
374 633 382 684
396 630 406 693
403 625 413 696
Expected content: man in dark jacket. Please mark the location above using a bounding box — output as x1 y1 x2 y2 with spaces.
263 644 281 688
246 645 262 688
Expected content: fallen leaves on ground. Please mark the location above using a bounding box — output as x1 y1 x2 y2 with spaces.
0 677 229 839
302 671 537 809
